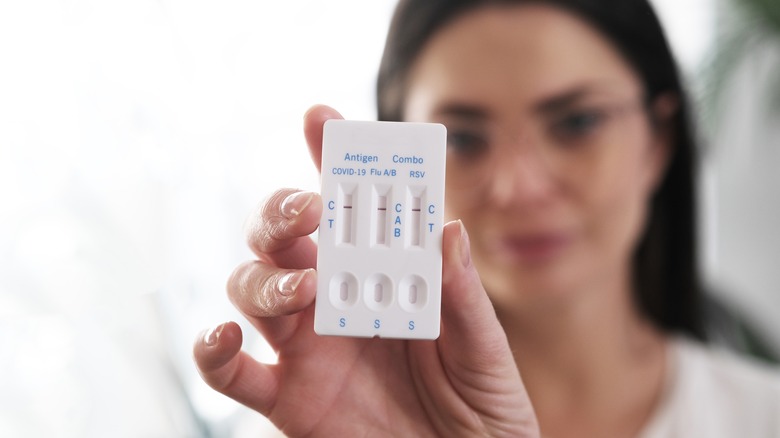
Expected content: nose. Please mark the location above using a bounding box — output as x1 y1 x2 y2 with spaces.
484 143 556 209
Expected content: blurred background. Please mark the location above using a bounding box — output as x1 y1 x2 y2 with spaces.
0 0 778 436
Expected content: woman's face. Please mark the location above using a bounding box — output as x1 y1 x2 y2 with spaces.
403 5 671 309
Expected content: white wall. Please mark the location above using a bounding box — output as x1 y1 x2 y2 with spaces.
0 1 397 436
705 36 780 352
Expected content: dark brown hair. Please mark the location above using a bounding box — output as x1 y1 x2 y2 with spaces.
377 0 705 340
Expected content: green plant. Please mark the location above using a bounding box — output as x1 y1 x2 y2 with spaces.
700 0 780 126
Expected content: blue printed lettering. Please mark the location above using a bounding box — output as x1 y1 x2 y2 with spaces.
332 168 355 175
392 155 424 164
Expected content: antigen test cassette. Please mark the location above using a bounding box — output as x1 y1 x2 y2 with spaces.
314 120 446 340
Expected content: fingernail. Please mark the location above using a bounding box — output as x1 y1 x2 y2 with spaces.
278 269 311 297
204 323 225 347
458 220 472 268
281 191 315 219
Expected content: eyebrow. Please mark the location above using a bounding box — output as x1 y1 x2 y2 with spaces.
534 88 592 113
433 103 490 120
432 82 622 120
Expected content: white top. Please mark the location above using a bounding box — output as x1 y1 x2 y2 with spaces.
641 336 780 438
235 335 780 438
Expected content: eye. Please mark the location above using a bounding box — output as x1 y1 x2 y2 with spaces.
550 109 605 142
446 130 490 159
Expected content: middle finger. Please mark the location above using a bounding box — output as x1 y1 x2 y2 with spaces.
227 260 317 347
245 189 322 269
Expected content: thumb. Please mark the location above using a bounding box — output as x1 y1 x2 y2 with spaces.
439 220 515 369
437 220 539 434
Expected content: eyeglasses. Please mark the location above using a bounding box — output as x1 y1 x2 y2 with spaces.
441 97 649 202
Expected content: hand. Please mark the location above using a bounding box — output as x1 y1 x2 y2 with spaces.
193 105 540 437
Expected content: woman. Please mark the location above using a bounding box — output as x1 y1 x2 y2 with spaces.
194 0 780 436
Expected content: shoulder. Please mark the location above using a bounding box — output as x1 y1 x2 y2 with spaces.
641 336 780 438
677 336 780 400
670 337 780 386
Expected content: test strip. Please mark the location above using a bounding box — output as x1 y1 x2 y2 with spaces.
411 196 422 247
339 185 356 245
374 186 389 246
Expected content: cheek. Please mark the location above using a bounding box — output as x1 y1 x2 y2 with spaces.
443 181 487 227
444 192 469 222
582 145 657 262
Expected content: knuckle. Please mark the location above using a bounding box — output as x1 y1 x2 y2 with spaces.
256 220 289 255
226 262 252 303
245 189 297 254
253 271 284 317
227 261 286 318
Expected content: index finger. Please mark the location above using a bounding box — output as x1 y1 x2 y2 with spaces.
244 105 344 267
303 104 344 172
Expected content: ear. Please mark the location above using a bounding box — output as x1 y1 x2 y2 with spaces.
644 92 679 192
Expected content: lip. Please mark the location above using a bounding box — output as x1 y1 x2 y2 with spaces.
492 232 573 263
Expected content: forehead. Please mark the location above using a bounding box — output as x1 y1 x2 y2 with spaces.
404 4 642 116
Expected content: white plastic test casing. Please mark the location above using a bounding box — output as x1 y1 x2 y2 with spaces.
314 119 446 340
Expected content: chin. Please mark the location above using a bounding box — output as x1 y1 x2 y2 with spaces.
480 264 582 306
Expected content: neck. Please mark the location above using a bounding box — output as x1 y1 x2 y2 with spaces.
495 272 668 438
